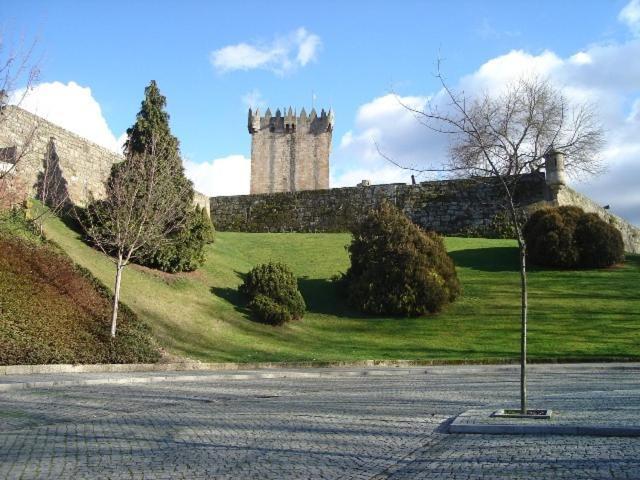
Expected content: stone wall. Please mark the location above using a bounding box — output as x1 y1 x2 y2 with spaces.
0 105 122 206
248 108 332 194
211 173 548 234
210 173 640 253
1 105 211 212
556 186 640 253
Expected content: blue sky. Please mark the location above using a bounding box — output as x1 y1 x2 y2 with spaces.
3 0 640 222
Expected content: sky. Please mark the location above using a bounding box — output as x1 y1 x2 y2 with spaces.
3 0 640 224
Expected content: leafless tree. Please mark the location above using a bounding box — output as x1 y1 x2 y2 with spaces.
383 70 604 413
0 31 40 209
79 138 191 337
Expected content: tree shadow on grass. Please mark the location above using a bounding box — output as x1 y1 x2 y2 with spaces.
210 270 252 318
297 276 369 318
449 246 519 272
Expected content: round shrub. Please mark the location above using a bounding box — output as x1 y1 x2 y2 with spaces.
523 206 583 268
343 201 460 316
574 213 624 268
523 206 624 268
240 262 306 325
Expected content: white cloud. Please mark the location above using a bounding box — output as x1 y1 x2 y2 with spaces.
184 155 250 197
241 89 267 110
336 34 640 224
332 166 410 188
210 28 322 75
620 0 640 36
11 81 124 153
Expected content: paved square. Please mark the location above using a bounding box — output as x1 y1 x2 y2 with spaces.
0 364 639 479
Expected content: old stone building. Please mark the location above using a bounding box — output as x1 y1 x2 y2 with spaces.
248 107 332 194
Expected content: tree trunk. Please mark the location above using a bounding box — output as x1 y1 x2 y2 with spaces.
111 256 124 338
518 240 528 414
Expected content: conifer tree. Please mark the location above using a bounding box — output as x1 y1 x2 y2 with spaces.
105 80 213 273
124 80 194 212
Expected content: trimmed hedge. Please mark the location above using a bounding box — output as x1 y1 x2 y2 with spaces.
240 262 306 325
342 201 460 316
524 206 624 268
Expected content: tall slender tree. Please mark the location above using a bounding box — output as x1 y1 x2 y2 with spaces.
124 80 194 210
117 81 213 272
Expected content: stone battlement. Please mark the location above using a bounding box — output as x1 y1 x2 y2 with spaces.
248 107 334 135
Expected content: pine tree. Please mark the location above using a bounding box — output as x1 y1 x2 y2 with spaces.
99 80 213 273
124 80 194 210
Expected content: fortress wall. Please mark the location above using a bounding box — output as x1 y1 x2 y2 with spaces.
0 105 122 206
556 186 640 253
211 173 548 235
1 105 210 211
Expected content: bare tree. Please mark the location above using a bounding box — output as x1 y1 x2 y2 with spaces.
0 31 40 208
79 139 191 337
384 71 604 413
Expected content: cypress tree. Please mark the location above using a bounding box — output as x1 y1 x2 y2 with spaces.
107 80 213 272
124 80 194 210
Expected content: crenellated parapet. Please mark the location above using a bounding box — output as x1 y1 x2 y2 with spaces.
248 107 334 135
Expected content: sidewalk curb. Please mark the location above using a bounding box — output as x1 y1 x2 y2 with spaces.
448 423 640 437
2 358 639 376
0 369 425 392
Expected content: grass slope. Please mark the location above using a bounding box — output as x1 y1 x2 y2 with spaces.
43 215 640 363
0 213 159 365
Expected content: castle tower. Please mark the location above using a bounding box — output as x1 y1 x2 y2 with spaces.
248 107 333 194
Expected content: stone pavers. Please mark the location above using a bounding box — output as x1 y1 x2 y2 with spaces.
0 364 638 479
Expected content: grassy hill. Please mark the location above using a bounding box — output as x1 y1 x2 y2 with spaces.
38 213 640 364
0 212 159 365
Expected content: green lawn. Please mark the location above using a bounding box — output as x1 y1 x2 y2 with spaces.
42 215 640 363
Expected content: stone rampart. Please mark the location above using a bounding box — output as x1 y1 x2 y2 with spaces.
210 173 547 234
210 173 640 253
1 105 210 211
0 105 122 206
556 186 640 253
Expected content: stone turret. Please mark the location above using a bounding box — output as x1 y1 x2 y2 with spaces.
248 106 333 194
545 147 566 202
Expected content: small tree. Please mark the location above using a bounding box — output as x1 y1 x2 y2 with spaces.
385 71 604 413
80 138 191 337
122 80 206 272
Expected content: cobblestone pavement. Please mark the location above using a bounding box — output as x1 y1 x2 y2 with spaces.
0 364 639 479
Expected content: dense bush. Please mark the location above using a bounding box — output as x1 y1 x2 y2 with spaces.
523 206 624 268
240 262 306 325
141 206 215 273
0 234 159 365
342 201 460 316
574 213 625 268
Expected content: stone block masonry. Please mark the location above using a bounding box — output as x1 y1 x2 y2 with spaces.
210 172 640 254
0 105 210 210
212 173 546 234
248 107 332 194
0 105 122 206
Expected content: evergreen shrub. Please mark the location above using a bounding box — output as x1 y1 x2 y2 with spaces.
342 201 460 316
240 262 306 325
523 206 624 268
